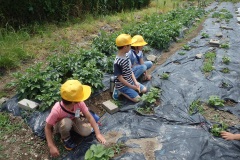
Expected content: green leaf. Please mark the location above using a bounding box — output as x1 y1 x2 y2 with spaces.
95 150 106 158
85 150 93 160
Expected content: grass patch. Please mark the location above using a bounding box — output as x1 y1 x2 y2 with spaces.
0 29 33 70
0 112 23 138
202 52 216 73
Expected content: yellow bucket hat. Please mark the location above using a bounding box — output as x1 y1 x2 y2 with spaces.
131 35 148 47
60 80 91 102
116 34 137 47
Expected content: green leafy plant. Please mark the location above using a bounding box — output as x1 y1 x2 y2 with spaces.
202 52 216 73
182 44 191 51
222 55 231 64
221 67 230 73
85 144 114 160
160 73 169 80
208 95 225 107
111 99 122 108
201 32 209 38
141 87 161 105
205 52 216 61
212 10 233 22
220 43 229 49
111 143 126 155
213 114 220 122
178 52 186 55
137 87 161 114
202 62 215 72
189 99 204 115
221 82 229 88
210 123 228 137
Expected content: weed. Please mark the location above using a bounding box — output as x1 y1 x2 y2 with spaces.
189 99 204 115
178 52 186 55
220 43 229 49
0 30 32 70
222 82 229 88
222 55 231 64
0 112 23 137
208 95 225 107
137 106 154 114
201 32 209 38
0 91 7 98
160 73 169 80
205 52 216 61
202 52 216 73
202 62 214 72
182 44 191 51
0 145 4 151
212 10 233 22
111 143 126 155
210 123 228 137
111 99 122 108
85 144 114 160
213 114 220 122
221 68 230 73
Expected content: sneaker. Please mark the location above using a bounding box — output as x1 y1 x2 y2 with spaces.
62 137 76 150
112 87 119 100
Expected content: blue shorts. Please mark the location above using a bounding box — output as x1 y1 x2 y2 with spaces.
118 82 145 99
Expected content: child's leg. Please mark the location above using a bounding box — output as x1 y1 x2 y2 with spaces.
72 118 92 137
138 82 147 93
143 61 153 81
144 61 153 70
119 86 141 102
54 118 73 140
132 65 147 79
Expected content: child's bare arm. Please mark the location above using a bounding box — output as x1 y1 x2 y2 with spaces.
221 131 240 140
85 110 106 144
118 75 138 90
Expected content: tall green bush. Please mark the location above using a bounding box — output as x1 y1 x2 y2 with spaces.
0 0 151 28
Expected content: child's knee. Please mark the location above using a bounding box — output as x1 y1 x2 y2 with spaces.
141 87 147 93
79 123 92 136
132 96 141 102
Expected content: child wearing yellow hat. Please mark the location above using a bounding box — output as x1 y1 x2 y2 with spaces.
127 35 153 81
113 34 147 102
45 80 106 157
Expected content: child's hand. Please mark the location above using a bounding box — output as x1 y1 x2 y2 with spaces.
134 84 140 93
220 131 236 140
96 133 106 144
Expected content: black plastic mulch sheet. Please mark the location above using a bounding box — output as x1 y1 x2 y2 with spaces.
1 2 240 160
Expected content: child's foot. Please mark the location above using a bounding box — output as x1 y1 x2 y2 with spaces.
62 137 76 150
112 87 119 100
143 74 152 81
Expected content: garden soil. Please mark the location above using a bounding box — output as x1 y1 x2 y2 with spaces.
1 1 240 160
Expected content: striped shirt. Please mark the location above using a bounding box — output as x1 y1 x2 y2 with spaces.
114 55 133 89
